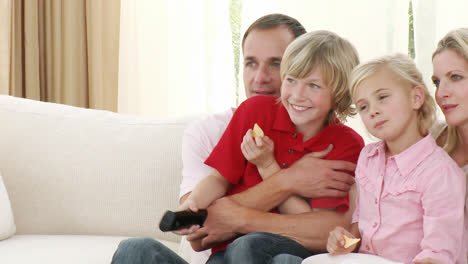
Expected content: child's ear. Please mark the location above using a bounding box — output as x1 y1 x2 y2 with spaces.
411 86 425 110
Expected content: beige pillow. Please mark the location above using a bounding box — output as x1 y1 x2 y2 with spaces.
0 171 15 240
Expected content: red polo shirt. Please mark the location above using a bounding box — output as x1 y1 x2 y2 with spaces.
205 95 364 253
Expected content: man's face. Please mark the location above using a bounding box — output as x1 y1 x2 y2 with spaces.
243 27 295 99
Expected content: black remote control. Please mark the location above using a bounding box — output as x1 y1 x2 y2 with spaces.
159 209 208 232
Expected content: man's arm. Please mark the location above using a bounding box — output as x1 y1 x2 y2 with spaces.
188 185 356 251
230 152 356 211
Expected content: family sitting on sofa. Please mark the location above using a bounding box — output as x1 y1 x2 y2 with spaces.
112 14 468 264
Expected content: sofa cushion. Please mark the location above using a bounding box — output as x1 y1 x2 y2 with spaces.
0 95 196 243
0 170 15 240
0 235 179 264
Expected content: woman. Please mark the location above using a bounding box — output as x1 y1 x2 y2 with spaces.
431 27 468 263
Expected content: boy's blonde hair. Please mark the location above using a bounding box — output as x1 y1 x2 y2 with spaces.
432 28 468 153
280 30 359 124
350 53 437 136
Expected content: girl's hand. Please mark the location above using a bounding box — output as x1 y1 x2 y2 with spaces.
327 226 358 255
241 129 275 169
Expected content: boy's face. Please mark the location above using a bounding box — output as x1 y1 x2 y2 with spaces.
354 69 422 144
243 27 295 99
281 67 333 139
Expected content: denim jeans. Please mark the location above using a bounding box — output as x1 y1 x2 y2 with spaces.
205 232 312 264
111 237 188 264
271 254 304 264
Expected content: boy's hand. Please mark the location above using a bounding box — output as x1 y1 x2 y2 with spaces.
178 197 199 212
241 129 275 169
327 226 359 255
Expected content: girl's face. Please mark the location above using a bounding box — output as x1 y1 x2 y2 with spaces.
281 67 333 139
354 69 423 144
432 49 468 128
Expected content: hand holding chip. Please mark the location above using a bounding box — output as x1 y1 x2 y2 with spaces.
241 123 275 174
327 226 360 255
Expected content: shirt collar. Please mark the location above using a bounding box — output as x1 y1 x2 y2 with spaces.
272 102 340 152
392 133 437 176
272 101 296 133
365 133 437 177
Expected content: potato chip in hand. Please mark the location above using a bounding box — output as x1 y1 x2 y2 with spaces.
343 235 360 248
251 123 264 138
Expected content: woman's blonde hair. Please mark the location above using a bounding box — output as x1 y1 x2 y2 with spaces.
280 30 360 124
432 28 468 153
350 53 437 136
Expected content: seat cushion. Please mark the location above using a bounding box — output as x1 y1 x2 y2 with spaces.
0 235 179 264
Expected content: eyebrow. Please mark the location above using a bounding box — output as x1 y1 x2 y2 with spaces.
244 56 282 62
433 69 464 80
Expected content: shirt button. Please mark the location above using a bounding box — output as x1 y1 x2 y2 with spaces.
288 149 293 154
366 245 370 250
292 133 297 138
373 222 378 228
282 162 288 168
374 198 378 204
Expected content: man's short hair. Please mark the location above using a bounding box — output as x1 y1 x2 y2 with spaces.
242 13 306 52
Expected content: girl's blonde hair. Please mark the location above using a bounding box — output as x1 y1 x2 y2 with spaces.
432 28 468 153
350 53 437 136
280 30 360 124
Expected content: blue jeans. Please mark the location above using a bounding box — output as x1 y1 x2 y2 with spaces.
205 232 312 264
271 254 304 264
111 237 188 264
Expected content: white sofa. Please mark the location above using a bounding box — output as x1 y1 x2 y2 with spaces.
0 95 195 263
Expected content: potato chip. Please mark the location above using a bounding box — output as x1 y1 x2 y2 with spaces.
343 235 360 248
251 123 264 138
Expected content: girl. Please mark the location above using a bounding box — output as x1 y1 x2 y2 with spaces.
432 27 468 263
327 54 466 264
181 30 365 263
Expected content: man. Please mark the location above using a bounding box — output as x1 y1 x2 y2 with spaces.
112 13 356 264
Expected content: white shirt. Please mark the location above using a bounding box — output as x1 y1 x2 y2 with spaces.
179 108 234 264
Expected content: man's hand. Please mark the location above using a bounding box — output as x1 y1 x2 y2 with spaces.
186 197 242 249
285 145 356 199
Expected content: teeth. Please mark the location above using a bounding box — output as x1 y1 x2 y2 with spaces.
291 104 307 111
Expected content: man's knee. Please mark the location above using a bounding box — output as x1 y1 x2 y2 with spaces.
117 237 162 253
226 232 272 251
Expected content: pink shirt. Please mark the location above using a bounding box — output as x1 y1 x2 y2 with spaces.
352 133 467 264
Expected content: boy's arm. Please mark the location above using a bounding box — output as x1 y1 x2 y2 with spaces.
258 160 311 214
243 134 313 214
180 169 230 211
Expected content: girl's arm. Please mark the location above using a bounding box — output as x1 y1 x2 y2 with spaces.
327 223 361 255
413 165 466 264
179 168 230 212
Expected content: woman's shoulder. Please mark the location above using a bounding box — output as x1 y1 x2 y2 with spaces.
430 119 448 145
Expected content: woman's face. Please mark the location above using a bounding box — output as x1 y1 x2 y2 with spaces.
432 49 468 127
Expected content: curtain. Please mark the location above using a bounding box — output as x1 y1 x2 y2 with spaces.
0 0 11 95
118 0 408 143
413 0 468 105
118 0 235 118
7 0 120 111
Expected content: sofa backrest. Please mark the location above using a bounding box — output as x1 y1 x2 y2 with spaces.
0 95 194 243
